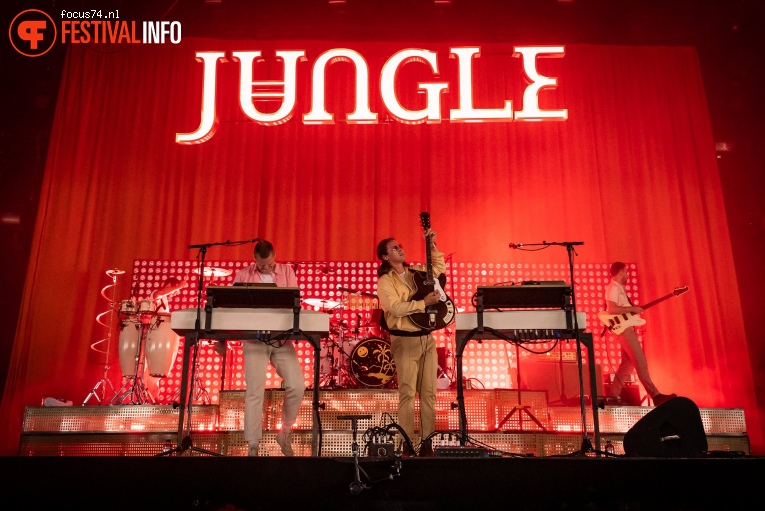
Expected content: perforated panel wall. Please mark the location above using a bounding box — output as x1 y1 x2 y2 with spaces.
121 259 635 406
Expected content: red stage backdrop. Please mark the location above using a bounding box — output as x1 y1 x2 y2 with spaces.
1 39 760 455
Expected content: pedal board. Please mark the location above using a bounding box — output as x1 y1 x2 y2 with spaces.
433 446 490 458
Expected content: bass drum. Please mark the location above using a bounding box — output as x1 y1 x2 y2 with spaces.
349 337 396 389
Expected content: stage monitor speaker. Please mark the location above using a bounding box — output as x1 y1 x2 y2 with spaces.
623 397 708 457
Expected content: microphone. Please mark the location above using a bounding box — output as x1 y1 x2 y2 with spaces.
508 243 523 249
251 238 261 244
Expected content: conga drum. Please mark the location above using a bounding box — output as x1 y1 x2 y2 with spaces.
118 320 141 377
145 314 180 378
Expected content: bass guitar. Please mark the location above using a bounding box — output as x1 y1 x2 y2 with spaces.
409 212 456 330
598 286 689 335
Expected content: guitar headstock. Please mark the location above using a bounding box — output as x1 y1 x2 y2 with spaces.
420 212 431 231
674 286 689 296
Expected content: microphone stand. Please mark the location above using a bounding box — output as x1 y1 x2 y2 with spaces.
508 241 601 456
159 237 260 457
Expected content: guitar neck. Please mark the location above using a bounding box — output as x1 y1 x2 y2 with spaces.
641 292 678 311
424 233 434 281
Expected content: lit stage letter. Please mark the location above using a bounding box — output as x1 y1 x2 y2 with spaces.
176 51 226 144
233 50 307 125
513 46 568 121
449 47 513 122
380 49 449 124
303 49 377 124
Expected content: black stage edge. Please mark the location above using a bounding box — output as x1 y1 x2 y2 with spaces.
1 455 764 511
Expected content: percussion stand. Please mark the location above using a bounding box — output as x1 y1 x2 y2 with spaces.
83 268 123 405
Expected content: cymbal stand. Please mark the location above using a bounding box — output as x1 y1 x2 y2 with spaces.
334 318 357 388
110 319 156 405
171 346 211 405
319 336 341 388
496 341 546 431
84 268 123 405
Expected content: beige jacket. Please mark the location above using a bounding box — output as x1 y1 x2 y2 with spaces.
376 248 445 333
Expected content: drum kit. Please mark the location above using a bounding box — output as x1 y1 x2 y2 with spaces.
305 289 397 389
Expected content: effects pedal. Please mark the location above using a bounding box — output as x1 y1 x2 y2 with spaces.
368 443 395 457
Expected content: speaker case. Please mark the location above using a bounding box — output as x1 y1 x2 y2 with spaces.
623 397 708 457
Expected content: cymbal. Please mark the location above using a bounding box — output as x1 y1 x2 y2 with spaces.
193 266 232 277
304 298 342 309
152 279 188 299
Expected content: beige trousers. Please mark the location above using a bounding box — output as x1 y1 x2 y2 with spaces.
390 334 438 443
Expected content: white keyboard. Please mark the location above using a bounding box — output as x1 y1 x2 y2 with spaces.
456 310 587 334
170 307 330 337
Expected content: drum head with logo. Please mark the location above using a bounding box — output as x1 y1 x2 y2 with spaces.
349 337 396 388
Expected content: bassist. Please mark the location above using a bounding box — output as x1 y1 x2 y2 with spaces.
604 262 677 407
375 228 444 457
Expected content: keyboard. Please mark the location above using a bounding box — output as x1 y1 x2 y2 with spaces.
170 307 330 338
456 310 587 338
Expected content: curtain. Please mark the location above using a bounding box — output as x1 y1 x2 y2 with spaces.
1 39 758 455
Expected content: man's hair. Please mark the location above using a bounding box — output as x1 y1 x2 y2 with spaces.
610 262 626 277
376 238 395 277
376 237 410 277
254 240 275 259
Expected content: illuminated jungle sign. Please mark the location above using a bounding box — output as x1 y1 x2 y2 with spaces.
176 46 567 144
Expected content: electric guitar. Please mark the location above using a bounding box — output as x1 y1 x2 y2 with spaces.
409 212 456 331
598 286 689 335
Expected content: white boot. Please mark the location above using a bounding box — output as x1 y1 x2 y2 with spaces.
275 427 294 456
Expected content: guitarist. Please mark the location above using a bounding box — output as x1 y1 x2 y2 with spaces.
375 228 444 457
604 262 677 407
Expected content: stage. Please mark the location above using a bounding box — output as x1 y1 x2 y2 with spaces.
8 388 761 510
1 454 762 511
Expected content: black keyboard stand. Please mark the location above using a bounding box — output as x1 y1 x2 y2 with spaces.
455 258 601 455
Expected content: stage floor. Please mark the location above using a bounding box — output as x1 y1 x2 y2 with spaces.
9 389 762 509
1 454 763 511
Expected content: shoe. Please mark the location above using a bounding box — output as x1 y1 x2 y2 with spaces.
652 393 677 407
247 442 259 456
275 429 294 456
598 396 623 408
419 440 434 458
401 443 416 458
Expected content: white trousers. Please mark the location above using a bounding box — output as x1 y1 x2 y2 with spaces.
611 327 660 399
242 338 306 446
